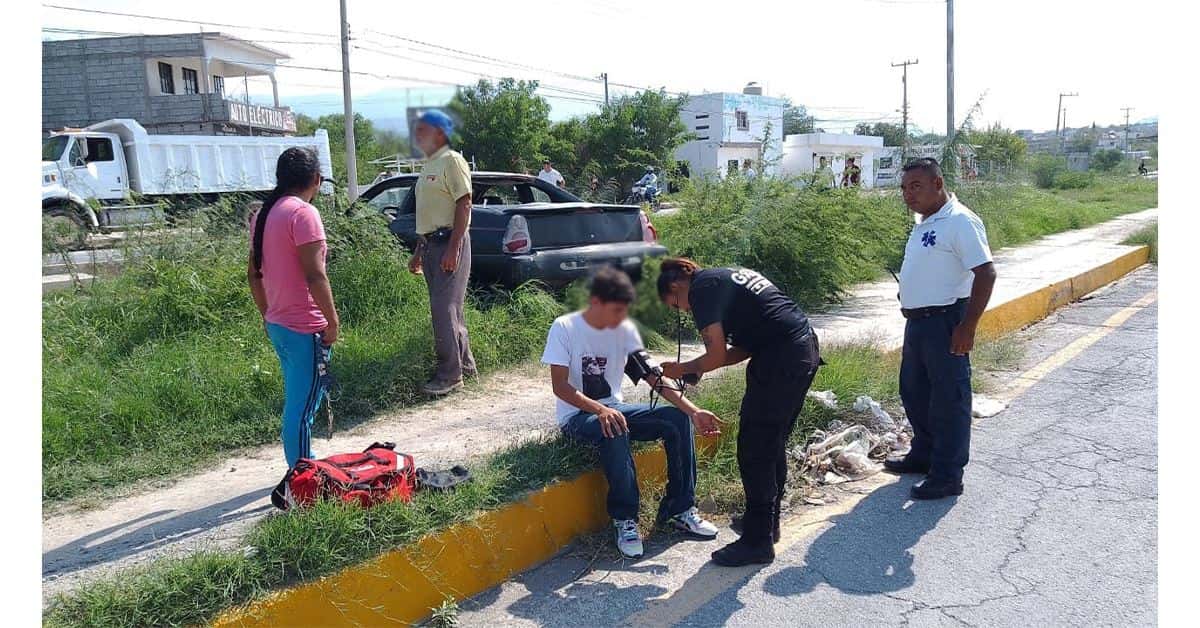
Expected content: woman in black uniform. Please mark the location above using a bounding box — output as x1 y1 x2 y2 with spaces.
658 258 821 567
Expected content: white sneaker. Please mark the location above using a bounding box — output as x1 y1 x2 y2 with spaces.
669 507 719 539
614 519 644 558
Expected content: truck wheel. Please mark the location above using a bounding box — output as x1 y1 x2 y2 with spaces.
43 208 89 250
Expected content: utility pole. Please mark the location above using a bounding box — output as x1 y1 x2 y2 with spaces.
946 0 955 142
1121 106 1133 151
339 0 359 202
601 72 609 106
1055 92 1078 154
892 58 919 163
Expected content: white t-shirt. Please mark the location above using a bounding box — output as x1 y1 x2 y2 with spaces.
537 168 564 187
898 194 993 309
541 311 643 426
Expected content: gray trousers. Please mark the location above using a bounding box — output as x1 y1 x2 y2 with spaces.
422 236 476 383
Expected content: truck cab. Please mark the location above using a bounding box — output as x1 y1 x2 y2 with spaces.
42 131 130 205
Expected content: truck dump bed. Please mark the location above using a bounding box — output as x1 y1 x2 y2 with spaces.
85 119 333 196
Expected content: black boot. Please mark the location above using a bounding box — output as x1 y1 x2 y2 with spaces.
730 505 782 543
712 537 775 566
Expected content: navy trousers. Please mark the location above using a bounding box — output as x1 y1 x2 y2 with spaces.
899 300 973 484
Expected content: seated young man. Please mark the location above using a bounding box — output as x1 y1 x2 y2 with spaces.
542 266 722 558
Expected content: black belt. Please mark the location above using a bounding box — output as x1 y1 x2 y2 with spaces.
419 227 453 243
901 298 968 320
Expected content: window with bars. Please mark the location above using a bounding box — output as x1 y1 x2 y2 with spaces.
212 75 224 96
736 110 749 131
182 68 199 95
158 62 175 94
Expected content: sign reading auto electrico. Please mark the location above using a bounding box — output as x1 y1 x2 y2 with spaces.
226 101 297 132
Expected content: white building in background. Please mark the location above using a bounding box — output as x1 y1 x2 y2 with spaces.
674 83 786 180
778 133 885 188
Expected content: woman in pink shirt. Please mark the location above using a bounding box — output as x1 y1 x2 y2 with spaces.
247 147 340 468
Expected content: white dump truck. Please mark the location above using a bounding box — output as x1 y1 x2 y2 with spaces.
42 118 332 234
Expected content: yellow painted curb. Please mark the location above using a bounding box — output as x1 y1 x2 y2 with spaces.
214 246 1149 627
214 439 717 627
976 245 1149 340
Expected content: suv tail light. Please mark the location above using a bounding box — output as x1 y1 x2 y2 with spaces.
640 210 658 243
502 214 532 254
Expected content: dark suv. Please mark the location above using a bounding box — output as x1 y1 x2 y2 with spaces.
360 172 667 287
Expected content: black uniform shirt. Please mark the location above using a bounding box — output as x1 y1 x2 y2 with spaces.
688 268 812 354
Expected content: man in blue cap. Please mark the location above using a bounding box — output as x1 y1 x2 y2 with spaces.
409 109 477 396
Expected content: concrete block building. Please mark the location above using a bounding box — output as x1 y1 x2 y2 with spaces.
43 33 297 137
674 83 786 179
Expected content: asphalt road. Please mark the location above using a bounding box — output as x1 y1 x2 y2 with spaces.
454 267 1158 627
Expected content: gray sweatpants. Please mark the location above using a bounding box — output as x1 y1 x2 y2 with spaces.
422 236 476 383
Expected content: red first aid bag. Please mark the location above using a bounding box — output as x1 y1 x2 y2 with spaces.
271 442 416 510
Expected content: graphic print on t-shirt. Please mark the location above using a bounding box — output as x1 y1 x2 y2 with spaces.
581 356 611 400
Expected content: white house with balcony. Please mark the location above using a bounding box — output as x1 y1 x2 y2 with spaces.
674 84 786 180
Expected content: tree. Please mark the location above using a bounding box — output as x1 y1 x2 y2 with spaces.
575 89 691 191
1068 127 1100 154
967 123 1027 173
781 97 815 136
1090 148 1124 172
374 128 409 158
854 122 908 146
295 112 389 185
448 78 552 173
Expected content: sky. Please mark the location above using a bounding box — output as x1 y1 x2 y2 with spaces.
41 0 1163 134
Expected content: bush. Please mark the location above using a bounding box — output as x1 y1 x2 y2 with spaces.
1091 148 1124 172
1053 171 1094 189
655 176 911 308
1028 154 1067 189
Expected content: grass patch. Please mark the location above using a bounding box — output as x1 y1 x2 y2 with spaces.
958 176 1157 251
1122 221 1158 264
42 197 564 503
655 176 1157 309
45 342 901 627
690 343 900 514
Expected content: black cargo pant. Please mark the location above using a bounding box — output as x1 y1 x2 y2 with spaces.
737 332 821 543
899 299 972 483
421 235 477 384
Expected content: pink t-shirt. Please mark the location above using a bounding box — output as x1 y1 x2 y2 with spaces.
252 196 328 334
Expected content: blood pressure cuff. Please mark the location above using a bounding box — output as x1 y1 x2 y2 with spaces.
624 349 661 384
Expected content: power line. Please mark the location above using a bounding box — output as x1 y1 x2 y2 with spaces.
43 4 339 38
361 28 598 84
44 6 896 129
352 43 606 101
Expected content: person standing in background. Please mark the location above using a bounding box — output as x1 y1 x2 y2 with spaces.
538 159 566 188
409 109 477 396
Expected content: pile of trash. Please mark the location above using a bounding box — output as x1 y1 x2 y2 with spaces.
793 391 912 485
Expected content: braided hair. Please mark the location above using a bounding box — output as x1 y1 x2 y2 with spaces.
252 147 321 278
656 257 702 297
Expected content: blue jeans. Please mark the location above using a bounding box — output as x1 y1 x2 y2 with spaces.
266 323 330 468
899 300 973 483
562 402 696 522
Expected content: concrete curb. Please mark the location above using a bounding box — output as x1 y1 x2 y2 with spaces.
976 246 1150 340
213 246 1151 627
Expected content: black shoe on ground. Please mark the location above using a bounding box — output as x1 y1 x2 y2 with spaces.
910 478 964 500
883 457 931 475
730 513 782 543
711 538 775 567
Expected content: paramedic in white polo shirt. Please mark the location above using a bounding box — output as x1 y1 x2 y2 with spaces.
887 157 997 500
